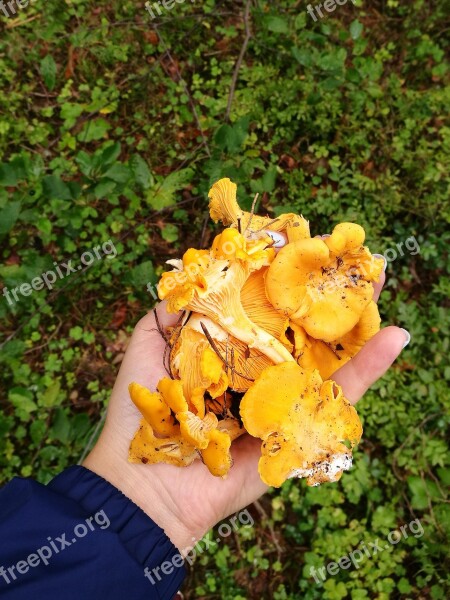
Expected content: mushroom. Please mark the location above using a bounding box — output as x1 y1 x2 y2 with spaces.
291 300 381 379
158 231 295 365
128 178 384 487
265 225 384 342
129 378 235 477
200 429 233 477
129 419 197 467
208 178 310 241
128 382 178 437
240 362 362 487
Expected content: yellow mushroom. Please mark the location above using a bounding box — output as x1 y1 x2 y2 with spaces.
240 362 362 488
129 178 385 487
129 419 197 467
200 429 232 477
292 300 381 379
158 231 295 365
129 377 235 478
265 225 384 342
208 178 310 241
128 382 178 437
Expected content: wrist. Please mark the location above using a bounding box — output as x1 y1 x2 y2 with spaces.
83 433 199 552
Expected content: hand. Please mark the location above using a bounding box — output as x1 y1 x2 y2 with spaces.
83 263 409 552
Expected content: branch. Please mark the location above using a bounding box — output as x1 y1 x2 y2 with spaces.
225 0 252 122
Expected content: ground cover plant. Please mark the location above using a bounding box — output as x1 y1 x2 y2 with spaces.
0 0 449 598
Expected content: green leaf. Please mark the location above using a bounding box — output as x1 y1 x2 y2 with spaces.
407 475 442 509
40 55 57 91
75 151 94 177
264 16 289 34
0 201 21 236
50 409 71 443
129 154 154 189
69 326 84 341
94 179 117 199
161 223 179 242
124 260 155 288
39 381 61 408
350 20 364 41
9 388 37 415
147 168 193 209
42 175 73 200
291 47 315 68
0 163 18 186
99 143 121 167
214 117 249 154
78 118 111 142
102 164 130 183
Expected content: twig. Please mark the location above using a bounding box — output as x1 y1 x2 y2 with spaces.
253 499 283 559
225 0 253 122
252 217 280 233
200 321 254 382
5 14 40 29
244 193 259 235
155 27 211 158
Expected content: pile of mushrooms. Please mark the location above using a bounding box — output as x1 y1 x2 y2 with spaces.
128 178 384 487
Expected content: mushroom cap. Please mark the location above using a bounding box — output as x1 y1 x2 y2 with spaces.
129 382 177 437
160 244 294 365
200 429 232 477
129 418 197 467
265 226 384 342
208 178 310 238
240 362 362 487
292 300 381 380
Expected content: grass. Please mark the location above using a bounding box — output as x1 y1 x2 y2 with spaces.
0 0 449 597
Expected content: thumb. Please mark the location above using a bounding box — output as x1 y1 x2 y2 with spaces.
332 326 410 405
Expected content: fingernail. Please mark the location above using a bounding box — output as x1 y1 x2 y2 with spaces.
322 234 331 238
266 231 286 249
400 328 410 349
373 254 387 272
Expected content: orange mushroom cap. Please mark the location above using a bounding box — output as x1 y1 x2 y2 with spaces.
240 362 362 488
265 224 384 342
292 300 381 380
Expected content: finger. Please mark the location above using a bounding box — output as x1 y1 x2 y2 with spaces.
372 271 385 302
372 255 387 302
332 326 410 405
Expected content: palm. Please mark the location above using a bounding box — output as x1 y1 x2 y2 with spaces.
86 274 408 550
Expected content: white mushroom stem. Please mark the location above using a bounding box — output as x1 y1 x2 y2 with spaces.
187 262 294 365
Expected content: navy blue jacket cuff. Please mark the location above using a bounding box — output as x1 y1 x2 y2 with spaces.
0 466 186 599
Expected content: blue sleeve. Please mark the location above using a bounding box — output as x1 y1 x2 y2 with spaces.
0 466 185 599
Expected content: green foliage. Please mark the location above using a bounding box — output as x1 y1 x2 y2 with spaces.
0 0 449 597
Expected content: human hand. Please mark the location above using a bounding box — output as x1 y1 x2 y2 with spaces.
83 257 409 552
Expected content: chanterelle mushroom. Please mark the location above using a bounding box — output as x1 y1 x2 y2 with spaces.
128 177 383 487
158 230 295 365
240 362 363 487
265 225 384 342
129 379 236 477
291 300 381 380
208 177 310 242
